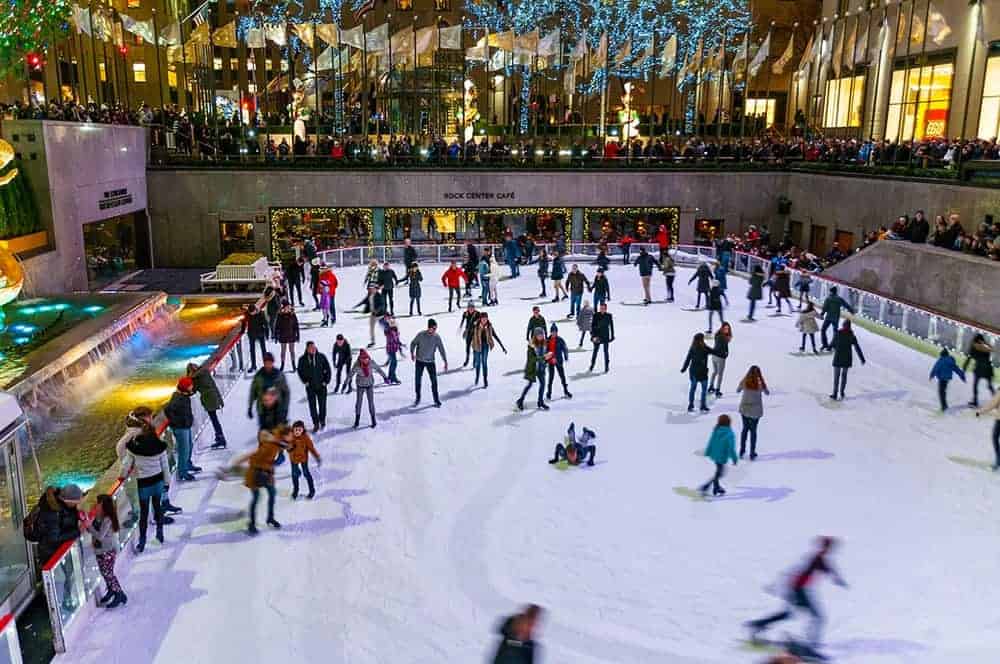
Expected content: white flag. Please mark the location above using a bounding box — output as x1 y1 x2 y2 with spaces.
570 38 587 62
466 35 488 62
593 33 608 68
831 21 845 78
73 6 91 35
366 23 389 55
246 27 265 49
439 25 462 50
853 17 868 65
340 24 365 50
659 34 677 77
538 29 560 57
798 32 814 71
614 38 632 67
514 30 539 56
926 3 952 45
264 24 286 47
748 32 770 78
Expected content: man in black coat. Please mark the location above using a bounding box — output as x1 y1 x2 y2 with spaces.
297 341 333 432
403 238 418 270
245 305 270 371
632 246 659 304
491 605 543 664
589 303 615 373
285 256 305 307
332 335 353 394
376 262 399 316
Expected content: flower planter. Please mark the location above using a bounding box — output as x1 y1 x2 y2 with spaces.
0 230 48 256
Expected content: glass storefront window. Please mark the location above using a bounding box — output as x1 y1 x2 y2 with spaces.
744 99 775 127
384 209 569 244
585 209 680 244
220 222 255 258
978 55 1000 139
693 219 724 246
886 62 953 141
822 75 865 128
270 208 373 260
82 214 146 290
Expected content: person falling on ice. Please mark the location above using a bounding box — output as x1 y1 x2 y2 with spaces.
548 422 597 466
745 536 848 649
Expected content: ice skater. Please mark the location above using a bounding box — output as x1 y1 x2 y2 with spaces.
929 348 965 411
234 427 290 535
441 261 466 313
632 246 658 304
698 414 738 496
708 323 732 396
186 361 227 449
746 536 848 652
746 265 765 321
489 251 501 305
274 301 300 370
491 604 543 664
288 421 321 499
819 286 854 351
384 317 407 385
478 255 492 306
963 334 996 407
332 334 353 394
376 262 399 316
545 324 572 400
398 263 423 316
548 422 596 466
550 251 567 302
536 248 549 297
796 302 820 353
351 349 388 428
736 366 770 459
830 320 865 401
516 327 551 411
660 252 676 302
566 264 591 318
706 279 726 333
526 306 547 341
689 261 713 309
714 260 729 305
576 301 594 348
410 319 448 408
588 303 615 373
772 265 792 314
975 390 1000 470
681 332 720 412
460 302 483 367
471 312 507 388
82 493 126 609
592 267 611 308
797 271 812 309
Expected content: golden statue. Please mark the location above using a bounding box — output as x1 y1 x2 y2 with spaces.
0 138 18 187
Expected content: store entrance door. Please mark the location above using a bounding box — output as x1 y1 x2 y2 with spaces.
82 212 152 290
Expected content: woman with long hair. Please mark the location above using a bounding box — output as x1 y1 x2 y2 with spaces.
83 494 126 608
736 366 771 459
517 327 551 411
351 349 388 428
274 301 300 371
471 312 507 388
831 320 866 401
118 406 170 552
681 333 720 413
709 323 733 397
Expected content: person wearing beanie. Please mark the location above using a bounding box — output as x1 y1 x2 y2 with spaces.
187 361 227 450
35 484 83 570
929 348 966 411
517 327 551 411
592 268 611 308
410 319 448 407
164 377 199 482
545 324 572 400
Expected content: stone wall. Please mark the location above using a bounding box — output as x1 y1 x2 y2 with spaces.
824 241 1000 331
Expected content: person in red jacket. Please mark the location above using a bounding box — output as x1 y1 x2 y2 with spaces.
441 261 466 312
318 267 339 325
619 232 634 265
655 224 670 256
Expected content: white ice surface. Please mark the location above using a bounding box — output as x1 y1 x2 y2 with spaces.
56 264 998 664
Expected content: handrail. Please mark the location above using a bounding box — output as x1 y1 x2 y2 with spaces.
40 540 76 573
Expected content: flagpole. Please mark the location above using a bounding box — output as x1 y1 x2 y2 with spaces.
361 17 369 142
435 17 442 139
387 12 393 137
739 29 750 139
785 24 797 133
178 12 189 110
314 17 321 133
906 0 933 152
859 5 876 141
151 9 165 111
648 33 657 146
828 16 842 135
716 30 726 140
235 11 247 155
695 38 705 137
809 21 822 135
75 29 88 103
336 26 344 137
51 31 63 103
412 16 418 137
844 13 860 140
866 9 884 141
891 0 917 162
760 24 774 136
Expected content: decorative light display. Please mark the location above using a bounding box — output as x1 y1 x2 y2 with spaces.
0 0 72 76
269 207 375 259
584 207 680 245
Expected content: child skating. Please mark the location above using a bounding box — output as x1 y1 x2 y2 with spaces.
699 414 738 496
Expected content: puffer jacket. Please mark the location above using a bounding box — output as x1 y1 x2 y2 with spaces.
576 307 594 333
797 310 820 334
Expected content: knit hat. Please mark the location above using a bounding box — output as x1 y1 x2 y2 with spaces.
60 483 83 502
549 323 558 333
177 377 195 393
428 319 438 328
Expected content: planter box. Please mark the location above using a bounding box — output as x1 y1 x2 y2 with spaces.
215 257 271 281
0 230 48 256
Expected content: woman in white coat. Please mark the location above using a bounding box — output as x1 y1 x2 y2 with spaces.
488 252 501 306
796 301 820 353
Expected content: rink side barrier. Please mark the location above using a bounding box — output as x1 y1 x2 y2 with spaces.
0 614 22 664
317 242 997 364
39 323 246 654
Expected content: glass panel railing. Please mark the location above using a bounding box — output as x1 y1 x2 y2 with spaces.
0 614 24 664
41 541 86 653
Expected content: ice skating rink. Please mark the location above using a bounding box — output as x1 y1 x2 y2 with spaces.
59 263 997 664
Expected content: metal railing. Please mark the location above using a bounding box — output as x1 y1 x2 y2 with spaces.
39 321 246 653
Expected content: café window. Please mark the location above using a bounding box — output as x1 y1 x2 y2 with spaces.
822 75 865 128
132 62 146 83
977 54 1000 139
744 99 775 127
693 219 724 246
885 61 953 142
434 0 451 10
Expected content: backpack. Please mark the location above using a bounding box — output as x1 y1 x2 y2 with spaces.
23 502 42 542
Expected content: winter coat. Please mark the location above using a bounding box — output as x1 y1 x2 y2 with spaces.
910 218 930 244
797 310 820 334
471 324 505 352
409 331 447 365
249 367 290 415
244 431 284 489
332 341 352 368
546 335 569 366
704 426 738 465
963 341 995 379
478 260 491 280
402 269 423 297
748 273 764 301
689 264 712 293
191 367 224 411
503 239 521 262
681 344 718 381
822 295 854 322
596 253 610 271
164 391 194 429
403 245 418 268
633 252 658 277
319 270 339 295
120 432 171 485
737 383 769 419
86 516 117 554
297 351 332 389
526 314 547 341
523 345 546 381
275 311 300 344
363 292 387 316
461 310 483 338
576 307 594 333
797 273 813 292
592 275 611 299
660 256 676 276
930 355 966 382
489 257 501 280
492 616 538 664
288 432 319 465
247 310 269 340
537 255 549 278
715 266 728 291
441 266 465 288
713 331 731 358
550 256 566 280
385 327 404 355
590 312 615 343
832 331 866 368
351 358 388 387
35 492 80 563
773 271 792 298
566 271 591 295
376 268 398 291
708 285 724 311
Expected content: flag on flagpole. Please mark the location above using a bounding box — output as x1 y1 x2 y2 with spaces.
538 29 560 57
843 18 858 68
871 14 888 63
72 5 91 35
246 27 265 49
614 38 632 68
160 22 181 46
213 21 238 48
676 53 688 89
732 32 749 74
439 25 462 50
797 32 814 71
263 23 286 47
293 23 315 49
514 30 539 55
353 0 376 23
391 25 415 68
341 24 365 50
926 2 952 45
121 15 155 43
593 32 608 68
748 32 769 78
466 35 488 62
488 31 514 52
366 22 389 55
772 33 794 76
659 34 677 78
570 38 587 62
853 16 868 65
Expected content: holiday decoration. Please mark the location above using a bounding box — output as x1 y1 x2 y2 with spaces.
0 0 72 77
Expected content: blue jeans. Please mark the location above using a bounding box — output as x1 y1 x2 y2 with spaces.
172 428 193 477
508 259 519 277
387 351 399 382
481 277 491 305
688 377 708 409
249 483 276 527
748 299 758 319
327 294 337 324
594 292 607 308
569 292 583 316
473 347 490 382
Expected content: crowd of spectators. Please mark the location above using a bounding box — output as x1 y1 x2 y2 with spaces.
859 211 1000 260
